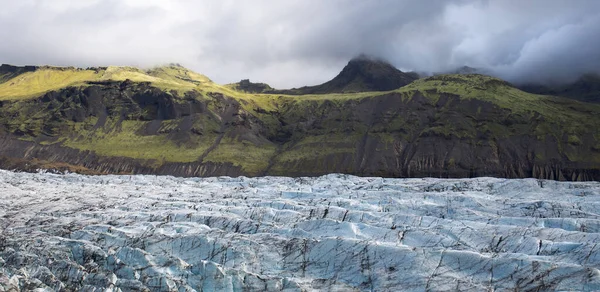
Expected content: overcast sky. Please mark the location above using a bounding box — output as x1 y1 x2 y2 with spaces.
1 0 599 88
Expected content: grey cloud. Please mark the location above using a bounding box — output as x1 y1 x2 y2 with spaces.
0 0 599 88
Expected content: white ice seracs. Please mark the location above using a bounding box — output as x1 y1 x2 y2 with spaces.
1 170 600 291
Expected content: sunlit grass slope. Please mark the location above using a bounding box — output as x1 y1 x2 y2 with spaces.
0 68 101 100
0 64 226 100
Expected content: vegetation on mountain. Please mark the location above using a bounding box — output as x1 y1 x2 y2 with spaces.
0 61 598 180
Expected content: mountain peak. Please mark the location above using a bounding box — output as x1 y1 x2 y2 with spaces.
328 56 418 93
340 55 409 78
454 66 479 74
342 56 400 76
347 54 389 64
273 55 418 94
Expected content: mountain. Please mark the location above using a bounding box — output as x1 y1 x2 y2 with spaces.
453 65 479 74
0 64 599 180
272 56 419 94
518 73 600 103
432 65 489 76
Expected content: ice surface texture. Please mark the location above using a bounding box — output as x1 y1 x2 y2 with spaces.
1 170 600 291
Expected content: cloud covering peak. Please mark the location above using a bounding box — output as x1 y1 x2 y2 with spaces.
1 0 599 87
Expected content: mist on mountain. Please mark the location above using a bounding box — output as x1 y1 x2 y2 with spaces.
1 0 599 88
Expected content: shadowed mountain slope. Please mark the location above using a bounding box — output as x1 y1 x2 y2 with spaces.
519 73 600 103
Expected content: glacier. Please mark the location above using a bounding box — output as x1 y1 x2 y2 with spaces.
0 170 600 291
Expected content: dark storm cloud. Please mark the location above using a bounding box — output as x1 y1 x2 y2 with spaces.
0 0 599 87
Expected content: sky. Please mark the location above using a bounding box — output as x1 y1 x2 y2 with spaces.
0 0 599 88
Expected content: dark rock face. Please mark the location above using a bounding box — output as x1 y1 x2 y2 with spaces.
260 92 599 181
272 56 419 94
0 82 598 181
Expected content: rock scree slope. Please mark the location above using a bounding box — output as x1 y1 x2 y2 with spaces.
0 62 599 180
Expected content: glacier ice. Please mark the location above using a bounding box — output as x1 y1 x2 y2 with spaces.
0 170 600 291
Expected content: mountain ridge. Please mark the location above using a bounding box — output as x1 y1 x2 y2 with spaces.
0 61 598 180
518 73 600 103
